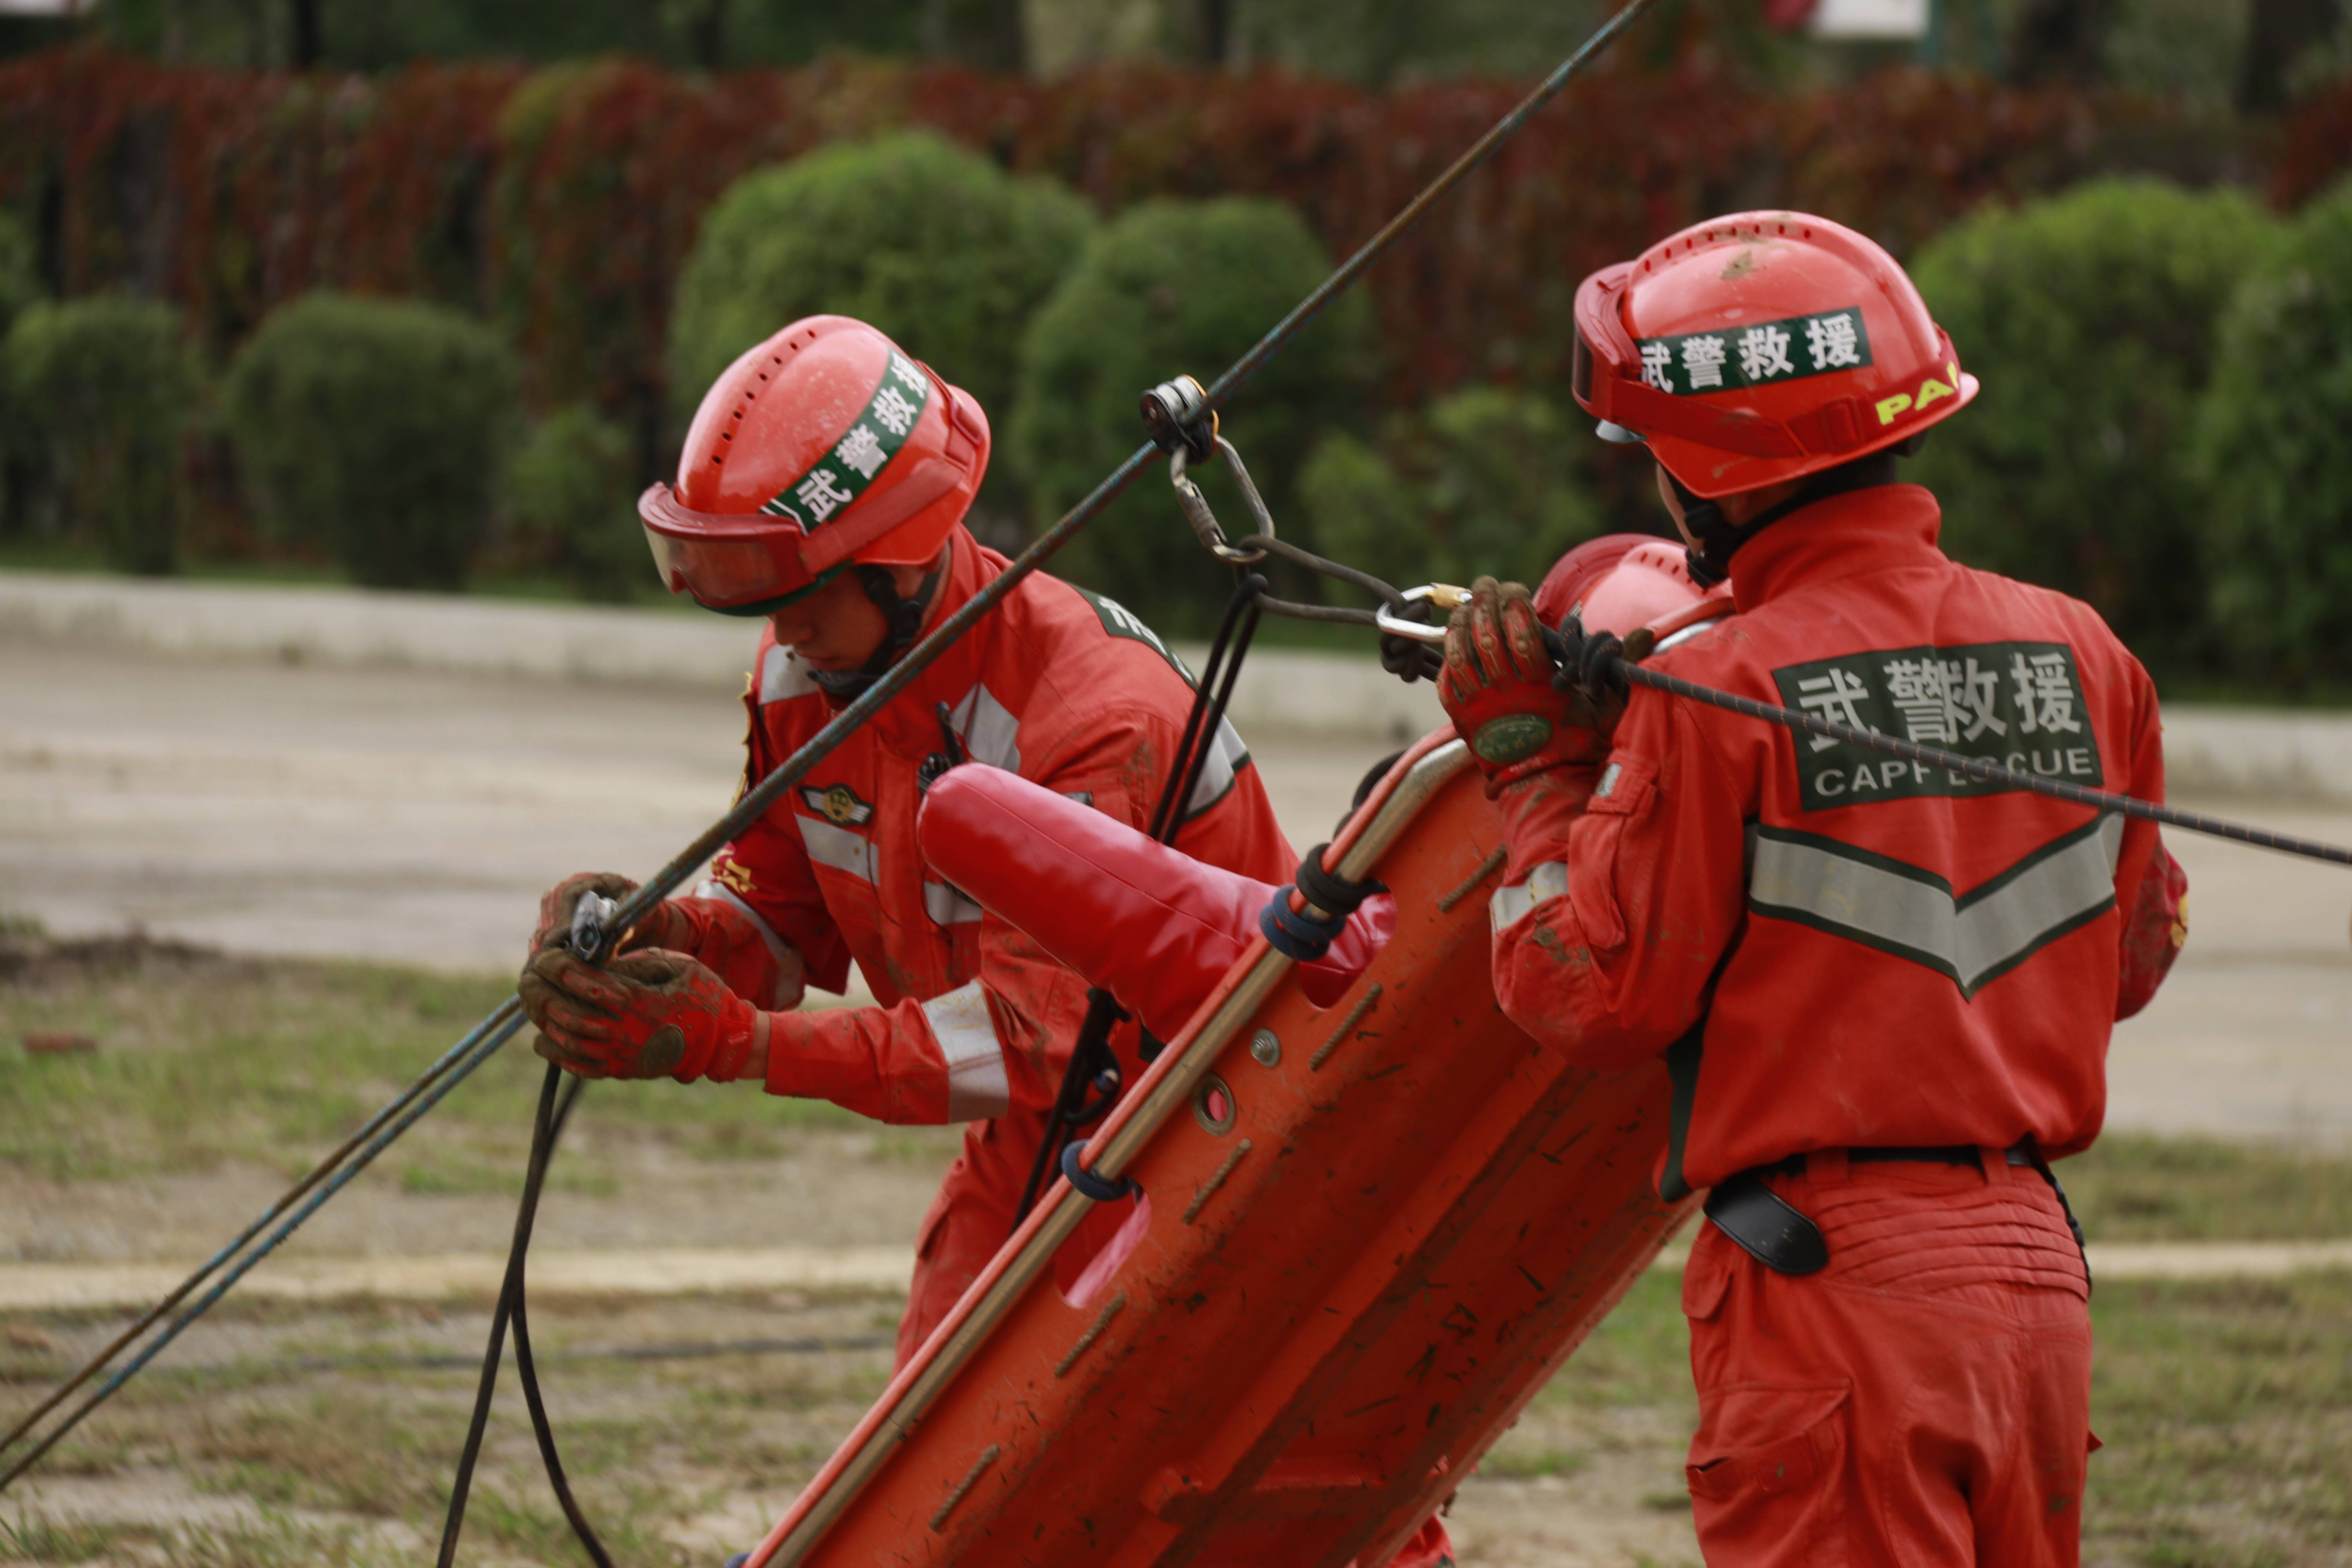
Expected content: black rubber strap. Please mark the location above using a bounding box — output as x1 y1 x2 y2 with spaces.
1258 895 1348 962
1060 1139 1140 1203
1293 842 1383 918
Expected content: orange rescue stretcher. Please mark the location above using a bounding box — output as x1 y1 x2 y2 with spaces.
736 728 1699 1566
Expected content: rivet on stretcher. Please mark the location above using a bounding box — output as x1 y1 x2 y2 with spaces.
1249 1029 1281 1067
1194 1073 1237 1135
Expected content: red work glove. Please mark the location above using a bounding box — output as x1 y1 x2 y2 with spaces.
1438 577 1604 794
528 873 799 1009
526 872 691 959
517 946 759 1082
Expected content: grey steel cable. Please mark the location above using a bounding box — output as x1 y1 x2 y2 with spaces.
1619 661 2352 867
0 996 522 1471
0 1009 526 1493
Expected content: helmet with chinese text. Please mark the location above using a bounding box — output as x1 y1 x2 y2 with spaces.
1534 533 1728 642
1570 212 1977 500
638 315 991 615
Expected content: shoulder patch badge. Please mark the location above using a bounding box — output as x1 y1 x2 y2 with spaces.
1071 586 1196 687
800 782 875 828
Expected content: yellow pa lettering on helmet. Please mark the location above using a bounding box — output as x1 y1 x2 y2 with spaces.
1875 362 1961 426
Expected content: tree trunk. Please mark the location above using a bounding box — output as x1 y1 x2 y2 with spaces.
687 0 729 70
926 0 1028 73
290 0 319 68
2007 0 2114 85
2239 0 2342 112
1192 0 1231 66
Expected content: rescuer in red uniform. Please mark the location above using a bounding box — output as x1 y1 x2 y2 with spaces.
511 315 1298 1368
1434 213 2189 1565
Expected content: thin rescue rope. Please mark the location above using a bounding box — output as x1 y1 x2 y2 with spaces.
0 0 1667 1510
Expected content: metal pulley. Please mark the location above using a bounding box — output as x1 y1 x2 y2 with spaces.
1140 375 1276 566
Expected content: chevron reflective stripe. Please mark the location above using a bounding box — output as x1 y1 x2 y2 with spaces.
922 980 1010 1121
1490 861 1568 935
1748 814 2124 998
795 814 877 884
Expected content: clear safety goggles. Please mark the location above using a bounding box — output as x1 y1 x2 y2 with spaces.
637 486 839 617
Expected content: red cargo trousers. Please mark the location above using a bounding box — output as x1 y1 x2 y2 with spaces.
1678 1153 2094 1567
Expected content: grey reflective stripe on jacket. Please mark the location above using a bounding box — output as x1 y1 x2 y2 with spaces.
1490 861 1569 935
795 814 878 884
1747 814 2124 998
1181 717 1252 821
692 878 801 1006
924 880 985 927
921 980 1011 1121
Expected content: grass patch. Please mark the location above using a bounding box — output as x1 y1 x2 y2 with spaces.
1534 1270 1694 1411
0 1511 117 1563
2061 1133 2352 1243
2085 1271 2352 1563
1524 1263 2352 1565
0 935 863 1183
1475 1444 1588 1479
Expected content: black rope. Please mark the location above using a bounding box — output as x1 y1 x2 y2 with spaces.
1012 574 1268 1230
438 1065 611 1568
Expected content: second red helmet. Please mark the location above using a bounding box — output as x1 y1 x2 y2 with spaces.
639 316 991 614
1571 211 1977 499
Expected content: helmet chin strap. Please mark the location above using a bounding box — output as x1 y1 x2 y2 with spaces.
809 563 946 703
1671 450 1903 586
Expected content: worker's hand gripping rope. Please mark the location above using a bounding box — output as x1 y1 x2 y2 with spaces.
1436 577 1627 795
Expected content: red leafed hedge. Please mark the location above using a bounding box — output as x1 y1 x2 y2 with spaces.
0 45 2196 428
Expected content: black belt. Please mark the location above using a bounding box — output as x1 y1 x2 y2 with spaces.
1701 1142 2088 1285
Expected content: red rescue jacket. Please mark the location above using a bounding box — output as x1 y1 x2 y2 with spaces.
703 523 1296 1174
1489 486 2187 1196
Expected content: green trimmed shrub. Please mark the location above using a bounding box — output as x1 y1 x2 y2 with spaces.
670 132 1094 430
1908 179 2283 675
1302 387 1603 596
2195 179 2352 688
3 297 199 574
225 294 519 590
1011 197 1369 628
510 404 649 602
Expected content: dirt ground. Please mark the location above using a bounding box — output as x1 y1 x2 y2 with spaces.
4 941 2352 1566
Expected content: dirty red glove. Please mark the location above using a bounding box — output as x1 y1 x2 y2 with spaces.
526 872 690 959
517 946 758 1082
1438 577 1602 793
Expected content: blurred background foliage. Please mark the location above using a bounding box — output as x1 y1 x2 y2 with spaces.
1906 178 2285 675
0 0 2347 678
671 130 1095 543
1011 196 1370 628
221 293 519 590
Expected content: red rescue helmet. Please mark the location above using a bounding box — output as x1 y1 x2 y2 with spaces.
1571 211 1976 499
1535 533 1729 647
639 315 991 615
